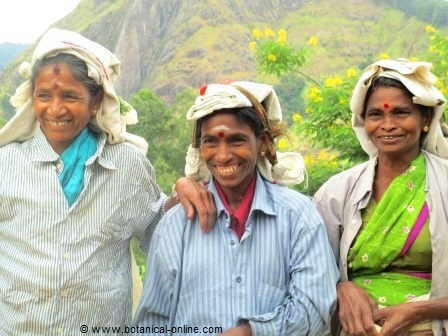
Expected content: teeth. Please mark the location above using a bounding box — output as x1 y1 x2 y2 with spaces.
48 120 70 126
215 166 237 176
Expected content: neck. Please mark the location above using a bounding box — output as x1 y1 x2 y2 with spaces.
377 149 420 179
218 173 256 210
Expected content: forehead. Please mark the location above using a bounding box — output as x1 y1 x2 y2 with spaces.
366 87 413 107
34 63 85 90
200 112 254 135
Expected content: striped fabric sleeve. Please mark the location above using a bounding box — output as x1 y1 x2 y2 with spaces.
241 206 339 336
134 211 181 330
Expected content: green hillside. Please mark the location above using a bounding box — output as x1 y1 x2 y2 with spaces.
0 0 445 120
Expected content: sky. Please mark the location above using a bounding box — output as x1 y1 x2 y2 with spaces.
0 0 81 44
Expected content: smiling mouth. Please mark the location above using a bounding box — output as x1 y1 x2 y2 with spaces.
46 120 71 127
378 135 404 141
214 165 239 177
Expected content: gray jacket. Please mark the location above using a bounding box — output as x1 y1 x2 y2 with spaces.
314 150 448 335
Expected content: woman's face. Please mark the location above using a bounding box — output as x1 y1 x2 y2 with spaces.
364 86 429 160
199 112 263 197
33 63 97 154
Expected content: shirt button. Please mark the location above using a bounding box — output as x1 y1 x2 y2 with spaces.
55 162 62 170
236 276 242 283
230 240 236 246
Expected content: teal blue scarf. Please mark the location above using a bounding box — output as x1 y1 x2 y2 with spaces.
59 128 98 206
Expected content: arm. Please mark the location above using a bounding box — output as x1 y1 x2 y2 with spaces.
240 204 339 336
315 177 379 336
375 297 448 336
133 214 181 329
337 281 379 336
173 177 216 232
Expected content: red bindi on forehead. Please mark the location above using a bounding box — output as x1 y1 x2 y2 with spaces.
218 131 225 138
52 64 61 75
383 103 390 109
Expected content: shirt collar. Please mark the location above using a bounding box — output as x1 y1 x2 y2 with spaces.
208 170 276 218
26 127 116 170
352 156 377 207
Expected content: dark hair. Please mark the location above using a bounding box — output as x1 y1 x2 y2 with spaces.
194 107 265 146
31 53 103 105
363 76 433 120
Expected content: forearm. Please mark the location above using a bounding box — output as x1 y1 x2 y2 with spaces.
413 297 448 321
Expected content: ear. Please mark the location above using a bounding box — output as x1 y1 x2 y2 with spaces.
90 90 104 118
257 133 269 156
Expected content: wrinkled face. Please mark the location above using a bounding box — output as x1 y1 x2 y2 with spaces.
364 87 429 160
33 63 96 154
200 113 263 197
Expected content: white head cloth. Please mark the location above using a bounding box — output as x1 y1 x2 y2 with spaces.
184 81 305 186
351 59 448 158
0 28 148 154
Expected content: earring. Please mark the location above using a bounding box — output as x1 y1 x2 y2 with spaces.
423 125 429 132
260 151 265 157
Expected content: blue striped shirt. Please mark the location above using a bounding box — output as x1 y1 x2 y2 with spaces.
135 172 339 335
0 128 166 335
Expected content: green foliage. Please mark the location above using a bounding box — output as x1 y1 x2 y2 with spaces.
373 0 448 27
424 28 448 120
128 88 196 193
275 74 306 124
250 28 307 78
295 151 355 196
0 118 5 128
299 70 367 161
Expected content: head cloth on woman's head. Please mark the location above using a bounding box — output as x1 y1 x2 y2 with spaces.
350 59 448 158
0 28 148 154
184 81 305 186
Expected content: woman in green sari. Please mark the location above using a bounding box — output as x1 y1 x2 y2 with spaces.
315 59 448 336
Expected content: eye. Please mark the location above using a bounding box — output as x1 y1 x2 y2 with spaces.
63 92 82 102
395 108 411 116
229 135 247 146
35 92 51 101
201 137 217 146
366 110 382 119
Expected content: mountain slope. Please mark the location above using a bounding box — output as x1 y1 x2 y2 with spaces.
0 0 441 119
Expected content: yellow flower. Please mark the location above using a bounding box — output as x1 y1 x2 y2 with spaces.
278 29 287 43
304 154 314 166
278 138 288 150
307 36 319 46
346 68 358 78
425 25 437 33
324 76 343 88
267 54 277 62
307 87 321 98
249 41 257 52
378 52 390 59
338 97 347 105
409 57 418 61
252 28 263 40
264 27 275 38
292 113 302 123
305 107 313 114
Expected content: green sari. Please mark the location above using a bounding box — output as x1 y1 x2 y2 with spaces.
348 154 431 306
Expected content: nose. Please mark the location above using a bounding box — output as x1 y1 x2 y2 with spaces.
381 115 397 131
47 97 66 117
215 143 232 163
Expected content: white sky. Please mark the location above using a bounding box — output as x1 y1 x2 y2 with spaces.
0 0 81 44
